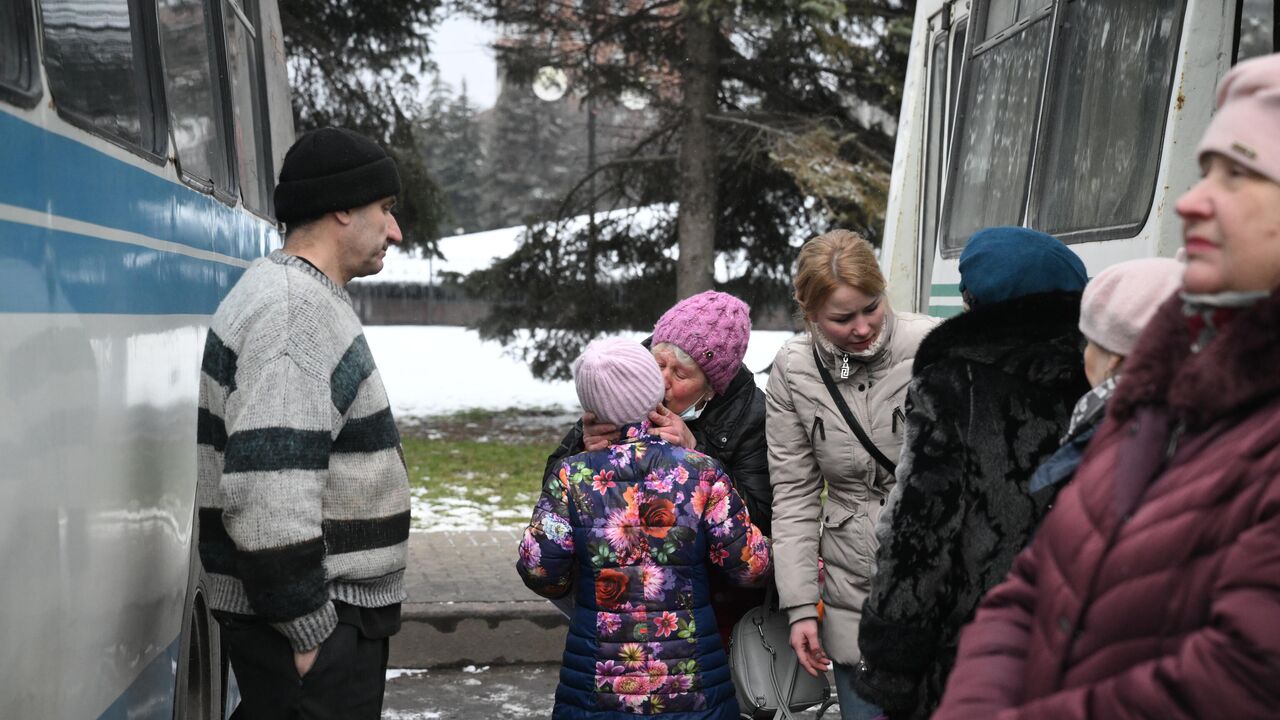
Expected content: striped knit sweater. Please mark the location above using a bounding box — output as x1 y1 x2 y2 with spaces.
196 250 410 652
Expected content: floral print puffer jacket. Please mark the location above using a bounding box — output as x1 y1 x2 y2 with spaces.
518 423 772 719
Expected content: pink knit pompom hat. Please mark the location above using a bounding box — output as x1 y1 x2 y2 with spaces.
573 337 665 426
1079 257 1184 356
651 290 751 395
1197 52 1280 183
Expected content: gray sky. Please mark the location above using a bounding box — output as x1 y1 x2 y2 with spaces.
429 15 499 109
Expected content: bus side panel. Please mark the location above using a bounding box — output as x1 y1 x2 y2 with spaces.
881 4 934 313
0 106 269 718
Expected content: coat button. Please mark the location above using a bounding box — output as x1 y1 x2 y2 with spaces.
1058 616 1071 634
858 384 866 391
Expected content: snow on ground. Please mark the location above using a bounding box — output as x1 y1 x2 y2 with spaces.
368 325 796 532
365 325 795 418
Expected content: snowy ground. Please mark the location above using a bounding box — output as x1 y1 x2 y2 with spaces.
365 325 794 418
365 325 795 532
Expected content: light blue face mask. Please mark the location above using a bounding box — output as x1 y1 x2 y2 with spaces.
679 395 711 422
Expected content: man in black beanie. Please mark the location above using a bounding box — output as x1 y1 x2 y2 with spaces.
196 127 410 719
273 125 405 284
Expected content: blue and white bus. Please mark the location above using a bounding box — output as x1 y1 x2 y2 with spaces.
0 0 293 716
880 0 1277 315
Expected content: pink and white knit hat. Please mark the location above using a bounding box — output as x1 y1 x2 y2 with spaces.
573 337 665 425
651 290 751 395
1197 52 1280 183
1079 257 1184 356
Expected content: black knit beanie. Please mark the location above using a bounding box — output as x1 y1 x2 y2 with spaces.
273 127 402 226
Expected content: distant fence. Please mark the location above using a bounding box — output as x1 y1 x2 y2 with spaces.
348 281 799 331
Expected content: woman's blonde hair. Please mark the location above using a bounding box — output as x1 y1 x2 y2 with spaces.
792 230 886 318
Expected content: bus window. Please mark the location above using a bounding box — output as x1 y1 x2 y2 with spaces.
985 0 1016 37
1237 0 1275 61
1017 0 1051 21
159 0 232 195
1 0 40 107
1030 0 1184 240
941 14 1051 255
921 31 947 271
949 21 967 120
986 0 1050 38
38 0 165 157
223 0 272 216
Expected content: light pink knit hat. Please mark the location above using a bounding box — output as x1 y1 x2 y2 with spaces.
1079 258 1184 356
573 337 665 426
1197 52 1280 183
651 290 751 395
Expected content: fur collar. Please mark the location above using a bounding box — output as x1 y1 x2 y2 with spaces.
914 291 1083 378
1110 287 1280 429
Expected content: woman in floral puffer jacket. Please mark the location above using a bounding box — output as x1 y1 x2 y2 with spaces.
519 337 772 719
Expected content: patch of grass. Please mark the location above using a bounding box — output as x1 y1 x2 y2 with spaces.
401 435 552 520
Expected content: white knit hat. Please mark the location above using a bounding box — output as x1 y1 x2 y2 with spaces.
1079 258 1184 356
573 337 665 426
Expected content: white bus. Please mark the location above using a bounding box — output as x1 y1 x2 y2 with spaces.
880 0 1276 316
0 0 292 716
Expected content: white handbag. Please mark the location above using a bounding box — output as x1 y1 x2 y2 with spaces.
728 587 834 719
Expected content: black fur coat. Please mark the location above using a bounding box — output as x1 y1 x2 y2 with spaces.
855 291 1089 719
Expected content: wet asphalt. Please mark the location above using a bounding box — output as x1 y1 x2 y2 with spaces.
381 663 837 719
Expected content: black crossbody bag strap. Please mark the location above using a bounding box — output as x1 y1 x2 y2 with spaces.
811 344 897 476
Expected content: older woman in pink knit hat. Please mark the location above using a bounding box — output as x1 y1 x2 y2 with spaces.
934 52 1280 720
543 291 773 646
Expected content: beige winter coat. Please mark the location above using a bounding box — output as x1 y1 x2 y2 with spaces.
765 308 937 665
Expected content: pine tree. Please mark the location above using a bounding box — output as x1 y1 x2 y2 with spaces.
416 80 488 235
279 0 449 248
466 0 915 379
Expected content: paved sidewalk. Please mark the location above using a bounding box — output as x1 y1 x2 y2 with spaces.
391 530 568 669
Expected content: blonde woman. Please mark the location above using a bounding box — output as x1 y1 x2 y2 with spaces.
766 230 938 719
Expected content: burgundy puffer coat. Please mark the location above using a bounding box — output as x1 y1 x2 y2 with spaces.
933 289 1280 720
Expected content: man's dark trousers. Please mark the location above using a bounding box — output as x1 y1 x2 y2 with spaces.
220 613 390 719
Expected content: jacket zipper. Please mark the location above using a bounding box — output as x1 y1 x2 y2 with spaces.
811 415 825 441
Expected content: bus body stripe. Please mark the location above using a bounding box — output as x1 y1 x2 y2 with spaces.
323 512 411 555
333 408 401 454
93 637 179 720
0 110 272 263
223 428 331 473
0 220 246 314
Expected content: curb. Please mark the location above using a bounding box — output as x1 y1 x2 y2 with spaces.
390 601 569 669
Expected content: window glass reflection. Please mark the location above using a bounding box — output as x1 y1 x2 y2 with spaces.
1032 0 1181 237
985 0 1016 38
1238 0 1274 62
943 18 1051 253
40 0 155 149
224 0 270 214
1 0 38 99
159 0 230 190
